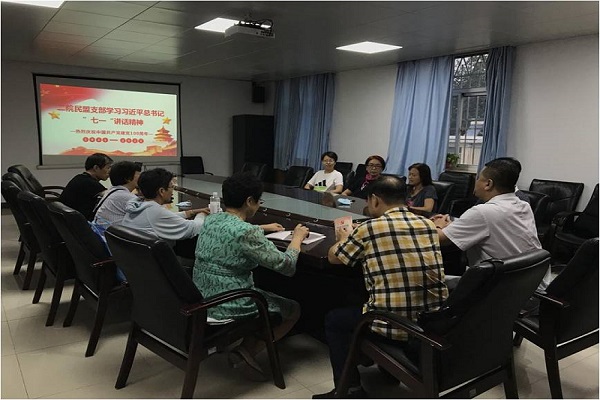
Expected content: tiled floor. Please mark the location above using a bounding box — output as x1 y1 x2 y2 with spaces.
1 208 598 398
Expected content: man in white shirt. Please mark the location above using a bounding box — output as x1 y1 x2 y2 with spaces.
93 161 142 226
433 157 552 290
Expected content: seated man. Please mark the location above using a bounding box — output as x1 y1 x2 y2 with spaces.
120 168 208 247
93 161 142 226
314 175 448 399
433 157 552 290
59 153 113 221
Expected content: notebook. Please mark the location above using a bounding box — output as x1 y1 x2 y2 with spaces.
265 230 327 245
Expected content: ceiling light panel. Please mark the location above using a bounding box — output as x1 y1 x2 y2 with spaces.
1 0 63 8
336 41 402 54
195 17 238 33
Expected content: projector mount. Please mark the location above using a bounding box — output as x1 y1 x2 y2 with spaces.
225 17 274 39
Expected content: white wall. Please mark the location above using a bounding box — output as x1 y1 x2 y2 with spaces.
329 35 598 210
508 35 599 209
1 60 271 187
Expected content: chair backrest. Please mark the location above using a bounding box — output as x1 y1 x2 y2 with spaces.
17 191 74 277
431 181 455 214
335 162 353 174
180 156 206 175
283 166 314 187
529 179 584 224
7 164 44 195
241 162 268 181
423 249 550 390
355 164 367 180
47 201 114 293
545 238 599 343
2 172 30 192
438 171 475 199
518 190 550 225
1 180 38 248
570 183 599 238
105 224 204 352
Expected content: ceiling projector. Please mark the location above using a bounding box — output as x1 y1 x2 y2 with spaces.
224 20 274 39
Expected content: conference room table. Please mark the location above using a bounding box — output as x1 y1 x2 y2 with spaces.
174 174 463 340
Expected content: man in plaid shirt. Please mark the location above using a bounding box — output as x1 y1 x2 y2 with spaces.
314 175 448 399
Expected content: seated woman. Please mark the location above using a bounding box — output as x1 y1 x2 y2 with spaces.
407 163 437 212
304 151 344 194
193 172 309 376
342 155 385 199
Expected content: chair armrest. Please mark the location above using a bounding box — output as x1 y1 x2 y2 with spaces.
204 172 214 176
552 211 581 229
180 289 267 316
91 259 116 269
356 310 450 350
533 290 570 309
43 185 65 190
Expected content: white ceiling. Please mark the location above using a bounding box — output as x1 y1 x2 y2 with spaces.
1 1 598 82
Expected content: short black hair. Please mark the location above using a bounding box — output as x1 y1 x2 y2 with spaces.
365 175 407 204
482 158 521 192
85 153 113 170
321 151 338 162
109 161 142 186
222 172 263 208
137 168 174 199
408 163 433 186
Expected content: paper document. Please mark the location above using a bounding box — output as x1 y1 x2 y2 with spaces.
334 216 353 230
265 230 327 245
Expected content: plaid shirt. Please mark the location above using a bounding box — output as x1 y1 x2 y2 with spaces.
335 206 448 341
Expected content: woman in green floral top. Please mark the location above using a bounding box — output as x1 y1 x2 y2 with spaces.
194 172 309 376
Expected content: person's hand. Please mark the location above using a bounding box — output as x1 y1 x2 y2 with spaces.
187 208 210 218
431 214 451 229
198 207 210 216
261 223 285 233
335 225 352 242
292 224 310 241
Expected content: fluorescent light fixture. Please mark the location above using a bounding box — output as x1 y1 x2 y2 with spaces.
195 17 238 33
336 41 402 54
1 0 63 7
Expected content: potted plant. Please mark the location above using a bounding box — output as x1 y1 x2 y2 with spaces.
446 153 460 170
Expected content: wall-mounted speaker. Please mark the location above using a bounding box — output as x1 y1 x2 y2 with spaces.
252 83 265 103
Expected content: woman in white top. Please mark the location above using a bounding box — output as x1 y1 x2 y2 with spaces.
304 151 344 194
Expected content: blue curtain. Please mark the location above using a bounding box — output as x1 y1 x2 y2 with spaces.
478 46 515 171
386 56 453 179
273 73 335 170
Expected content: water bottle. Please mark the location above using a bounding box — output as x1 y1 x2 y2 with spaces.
209 192 221 214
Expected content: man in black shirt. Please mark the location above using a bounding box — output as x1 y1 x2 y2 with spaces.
59 153 113 220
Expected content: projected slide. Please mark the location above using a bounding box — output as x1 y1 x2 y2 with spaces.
39 84 178 157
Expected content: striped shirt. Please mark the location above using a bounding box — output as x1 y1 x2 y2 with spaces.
334 206 448 340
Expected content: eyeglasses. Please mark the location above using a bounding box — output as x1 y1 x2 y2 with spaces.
322 160 335 164
367 164 383 169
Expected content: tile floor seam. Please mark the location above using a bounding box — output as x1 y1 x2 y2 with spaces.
12 346 31 398
13 337 91 356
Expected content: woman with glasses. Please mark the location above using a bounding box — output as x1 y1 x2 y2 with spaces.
407 162 437 212
341 155 385 199
304 151 344 194
194 172 309 379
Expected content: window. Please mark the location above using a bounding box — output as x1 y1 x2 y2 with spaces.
448 53 488 166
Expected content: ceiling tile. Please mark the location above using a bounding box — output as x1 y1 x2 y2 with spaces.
104 30 170 44
43 21 113 38
134 7 204 28
35 31 99 46
91 38 150 51
119 50 188 63
52 9 129 29
62 1 151 18
80 45 137 56
118 20 188 36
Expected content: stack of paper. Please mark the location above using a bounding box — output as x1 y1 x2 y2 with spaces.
265 230 327 245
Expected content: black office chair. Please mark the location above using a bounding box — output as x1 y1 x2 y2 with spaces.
8 164 63 199
545 183 598 262
431 181 455 214
2 171 30 192
336 249 551 398
528 179 584 242
439 171 477 217
240 162 269 181
104 225 285 398
513 238 599 398
1 180 41 290
335 162 354 188
518 190 551 228
17 191 76 326
180 156 213 176
48 201 128 357
283 166 314 188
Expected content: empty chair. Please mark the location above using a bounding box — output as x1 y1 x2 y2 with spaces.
528 179 584 241
431 181 455 214
283 166 314 188
439 171 476 217
180 156 212 175
336 249 550 398
8 164 64 199
546 183 598 260
2 171 30 192
335 162 354 187
518 190 551 227
104 224 285 398
1 180 41 290
240 162 269 181
48 201 128 357
17 191 76 326
513 238 599 398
